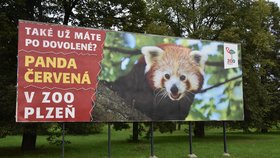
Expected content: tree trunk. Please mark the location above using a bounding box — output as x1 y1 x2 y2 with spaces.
63 9 71 25
194 122 205 137
37 0 43 22
62 0 79 25
177 122 181 130
21 124 37 151
132 122 139 142
260 128 268 133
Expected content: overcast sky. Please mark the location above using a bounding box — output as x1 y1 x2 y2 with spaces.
271 0 280 7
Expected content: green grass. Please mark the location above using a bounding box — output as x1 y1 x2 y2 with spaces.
0 125 280 158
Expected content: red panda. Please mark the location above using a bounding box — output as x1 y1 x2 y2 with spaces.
103 43 207 120
141 44 207 101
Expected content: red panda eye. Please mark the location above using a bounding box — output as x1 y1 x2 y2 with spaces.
180 75 186 81
164 74 170 80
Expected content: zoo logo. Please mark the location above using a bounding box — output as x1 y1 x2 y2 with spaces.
226 47 236 65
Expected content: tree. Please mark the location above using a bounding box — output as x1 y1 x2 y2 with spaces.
145 0 236 136
0 0 149 146
145 0 280 135
232 0 279 132
0 0 82 150
75 0 148 141
74 0 147 31
1 1 279 149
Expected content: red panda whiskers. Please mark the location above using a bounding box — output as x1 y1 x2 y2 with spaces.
154 88 165 97
153 89 168 105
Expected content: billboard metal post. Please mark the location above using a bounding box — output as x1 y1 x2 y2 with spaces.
108 123 111 158
150 122 157 158
188 122 197 158
223 121 230 156
61 123 65 158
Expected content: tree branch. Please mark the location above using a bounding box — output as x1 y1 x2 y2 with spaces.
199 75 242 93
206 60 242 67
104 47 240 68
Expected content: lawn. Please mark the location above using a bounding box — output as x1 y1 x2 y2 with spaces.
0 125 279 158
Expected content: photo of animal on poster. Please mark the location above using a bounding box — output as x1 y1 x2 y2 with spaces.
92 31 244 122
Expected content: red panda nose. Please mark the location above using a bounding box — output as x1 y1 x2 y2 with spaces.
171 85 178 94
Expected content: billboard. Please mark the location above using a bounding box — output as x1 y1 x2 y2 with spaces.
17 21 243 122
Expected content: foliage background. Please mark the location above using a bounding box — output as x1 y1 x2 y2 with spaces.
99 31 243 121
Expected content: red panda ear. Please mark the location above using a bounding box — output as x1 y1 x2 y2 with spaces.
190 51 208 69
141 46 164 73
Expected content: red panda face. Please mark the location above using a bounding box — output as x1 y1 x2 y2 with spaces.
142 44 207 101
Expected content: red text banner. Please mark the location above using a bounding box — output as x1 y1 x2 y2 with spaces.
16 20 106 122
